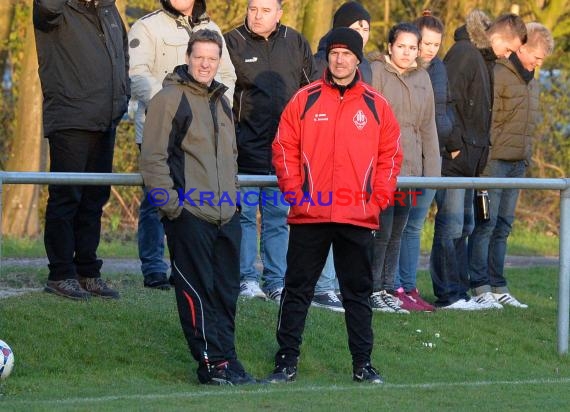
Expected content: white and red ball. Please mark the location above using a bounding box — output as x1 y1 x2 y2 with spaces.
0 339 14 380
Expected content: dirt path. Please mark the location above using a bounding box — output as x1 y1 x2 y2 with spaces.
0 255 560 299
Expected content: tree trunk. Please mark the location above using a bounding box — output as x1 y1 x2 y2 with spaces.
2 13 42 236
0 1 14 70
301 0 333 51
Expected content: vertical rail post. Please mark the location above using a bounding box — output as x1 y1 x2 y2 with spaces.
558 182 570 355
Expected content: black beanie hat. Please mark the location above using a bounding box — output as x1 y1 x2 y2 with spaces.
333 1 371 29
326 27 364 63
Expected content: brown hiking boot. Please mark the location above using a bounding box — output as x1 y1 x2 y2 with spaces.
78 276 120 299
45 278 91 300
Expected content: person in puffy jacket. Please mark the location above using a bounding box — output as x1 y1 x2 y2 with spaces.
430 10 527 310
395 11 453 312
369 22 440 314
267 28 402 385
129 0 236 290
34 0 129 300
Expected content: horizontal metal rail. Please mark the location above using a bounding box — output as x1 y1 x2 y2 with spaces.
1 171 569 354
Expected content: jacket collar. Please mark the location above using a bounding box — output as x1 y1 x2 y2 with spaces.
242 17 282 40
166 65 228 100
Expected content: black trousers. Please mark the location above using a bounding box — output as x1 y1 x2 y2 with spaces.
44 129 115 281
163 210 241 367
275 223 375 368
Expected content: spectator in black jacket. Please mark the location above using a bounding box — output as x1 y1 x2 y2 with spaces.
430 10 526 310
224 0 319 303
310 1 372 313
33 0 129 300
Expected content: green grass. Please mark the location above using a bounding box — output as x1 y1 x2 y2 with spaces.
419 218 559 257
1 236 138 259
0 218 561 261
1 267 570 411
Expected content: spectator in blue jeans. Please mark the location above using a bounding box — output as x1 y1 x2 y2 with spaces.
395 11 453 312
310 0 372 313
128 0 236 290
468 23 554 309
224 0 319 302
430 11 527 310
369 23 441 314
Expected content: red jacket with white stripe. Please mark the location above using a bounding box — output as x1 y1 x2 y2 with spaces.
272 72 402 229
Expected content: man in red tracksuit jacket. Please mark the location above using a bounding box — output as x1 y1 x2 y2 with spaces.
267 27 402 384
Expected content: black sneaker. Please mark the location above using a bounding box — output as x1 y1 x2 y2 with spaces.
143 272 170 290
311 291 345 312
228 359 258 385
45 279 91 300
353 363 384 384
78 276 120 299
266 365 297 383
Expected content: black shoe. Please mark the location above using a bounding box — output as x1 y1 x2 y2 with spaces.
228 359 258 385
197 362 234 386
266 365 297 383
353 363 384 384
143 273 170 290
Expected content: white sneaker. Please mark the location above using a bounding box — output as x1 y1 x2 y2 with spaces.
240 281 266 299
369 290 409 314
493 292 528 308
440 298 487 311
473 292 503 309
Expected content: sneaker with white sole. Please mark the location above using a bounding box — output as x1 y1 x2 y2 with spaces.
439 298 487 311
266 287 283 302
370 290 409 314
492 292 528 308
311 291 345 313
240 281 266 299
473 292 503 309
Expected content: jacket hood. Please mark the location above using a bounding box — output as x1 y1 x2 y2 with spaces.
160 0 207 22
454 9 491 49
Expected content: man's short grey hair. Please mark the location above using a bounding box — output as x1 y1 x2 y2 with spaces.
186 29 223 57
248 0 282 9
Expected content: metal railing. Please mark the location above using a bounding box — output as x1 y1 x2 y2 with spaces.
1 172 569 354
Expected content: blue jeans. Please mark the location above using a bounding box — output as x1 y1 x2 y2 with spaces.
397 188 435 291
430 188 474 306
314 247 339 294
372 190 412 291
468 160 526 294
239 186 289 293
138 188 169 276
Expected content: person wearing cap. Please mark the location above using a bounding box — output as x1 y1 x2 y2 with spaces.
311 1 372 313
267 27 402 384
128 0 236 291
369 22 441 314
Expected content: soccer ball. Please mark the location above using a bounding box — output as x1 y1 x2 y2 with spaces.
0 340 14 380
